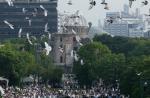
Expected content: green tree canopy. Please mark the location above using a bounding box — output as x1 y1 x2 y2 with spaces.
73 42 126 87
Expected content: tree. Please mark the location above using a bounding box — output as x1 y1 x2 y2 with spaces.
0 42 37 85
97 53 125 85
0 49 20 85
93 34 150 97
129 40 150 56
93 34 138 56
0 37 64 87
36 53 63 85
73 42 126 87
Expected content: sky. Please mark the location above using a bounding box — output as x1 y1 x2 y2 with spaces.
58 0 150 26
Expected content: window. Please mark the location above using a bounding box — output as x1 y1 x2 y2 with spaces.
60 56 63 63
60 44 63 48
73 37 76 42
60 37 62 42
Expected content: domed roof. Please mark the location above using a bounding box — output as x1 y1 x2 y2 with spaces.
58 13 88 27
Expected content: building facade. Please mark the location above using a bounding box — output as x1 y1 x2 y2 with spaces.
51 33 76 72
103 4 145 38
0 0 58 40
51 12 89 72
104 22 129 37
144 16 150 38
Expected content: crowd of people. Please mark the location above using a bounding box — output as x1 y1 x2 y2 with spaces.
0 84 128 98
0 74 129 98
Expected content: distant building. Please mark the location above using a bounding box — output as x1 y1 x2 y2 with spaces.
104 22 129 37
103 4 145 38
135 8 140 17
121 4 142 19
129 28 144 38
123 4 129 14
98 19 103 29
144 16 150 38
0 0 58 40
144 31 150 38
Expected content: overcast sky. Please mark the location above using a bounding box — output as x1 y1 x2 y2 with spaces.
58 0 150 26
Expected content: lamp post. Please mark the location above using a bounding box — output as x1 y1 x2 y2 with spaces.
140 79 144 98
34 43 40 84
137 72 144 98
64 44 67 73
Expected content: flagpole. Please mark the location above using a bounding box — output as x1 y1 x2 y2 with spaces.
64 44 67 73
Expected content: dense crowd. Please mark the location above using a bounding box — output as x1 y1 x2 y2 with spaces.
0 74 129 98
0 84 129 98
